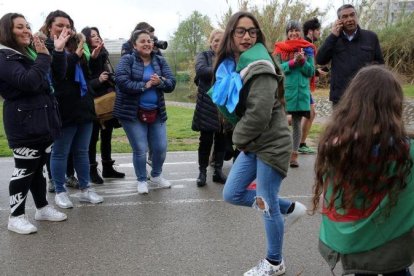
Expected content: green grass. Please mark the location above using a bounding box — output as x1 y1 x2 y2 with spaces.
111 106 199 153
164 81 196 103
0 112 11 157
403 84 414 98
0 105 199 157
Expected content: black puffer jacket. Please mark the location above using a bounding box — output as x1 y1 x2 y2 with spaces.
0 45 66 148
191 50 220 132
316 26 384 103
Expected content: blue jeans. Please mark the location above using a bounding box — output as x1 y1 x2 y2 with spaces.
223 152 292 262
120 117 167 182
51 123 93 193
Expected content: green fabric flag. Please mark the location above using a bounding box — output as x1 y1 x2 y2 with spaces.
83 42 91 63
26 47 37 61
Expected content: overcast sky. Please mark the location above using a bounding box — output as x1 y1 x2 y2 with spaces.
0 0 335 40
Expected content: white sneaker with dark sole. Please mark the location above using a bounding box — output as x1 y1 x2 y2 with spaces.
244 259 286 276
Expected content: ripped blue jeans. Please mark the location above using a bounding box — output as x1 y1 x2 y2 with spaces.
223 151 291 262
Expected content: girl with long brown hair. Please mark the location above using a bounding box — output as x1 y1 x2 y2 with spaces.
312 65 414 275
213 11 306 275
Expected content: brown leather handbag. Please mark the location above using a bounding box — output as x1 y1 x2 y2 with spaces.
94 91 116 126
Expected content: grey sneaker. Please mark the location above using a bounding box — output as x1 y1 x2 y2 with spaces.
55 192 74 209
35 205 67 221
149 176 171 188
137 181 149 194
8 215 37 235
79 188 104 204
65 175 79 189
244 259 285 276
47 179 55 193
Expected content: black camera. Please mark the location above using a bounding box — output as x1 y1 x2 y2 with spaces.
153 36 168 50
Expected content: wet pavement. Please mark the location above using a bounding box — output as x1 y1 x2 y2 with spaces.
1 99 413 275
0 152 413 275
0 153 341 275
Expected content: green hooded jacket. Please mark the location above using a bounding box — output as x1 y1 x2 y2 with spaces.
232 43 292 176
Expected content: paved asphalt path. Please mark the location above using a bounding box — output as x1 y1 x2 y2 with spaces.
0 152 412 275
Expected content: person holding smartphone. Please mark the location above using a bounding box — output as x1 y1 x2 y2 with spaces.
317 4 384 106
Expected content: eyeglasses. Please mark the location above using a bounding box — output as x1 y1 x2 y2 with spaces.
233 27 260 38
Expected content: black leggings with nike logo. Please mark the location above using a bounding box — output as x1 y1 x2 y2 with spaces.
9 143 52 217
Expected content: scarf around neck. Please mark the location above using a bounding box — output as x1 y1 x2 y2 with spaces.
83 42 91 63
26 46 55 94
26 47 37 60
208 43 276 125
273 39 317 91
75 63 87 97
210 58 242 113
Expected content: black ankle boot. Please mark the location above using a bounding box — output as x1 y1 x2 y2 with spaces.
212 169 227 184
212 152 227 184
197 149 210 187
102 160 125 178
90 162 104 184
196 168 207 187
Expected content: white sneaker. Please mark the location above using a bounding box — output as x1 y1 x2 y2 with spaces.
149 176 171 188
55 192 74 209
284 201 307 230
244 259 285 276
137 181 149 194
8 215 37 234
35 205 67 221
79 188 104 204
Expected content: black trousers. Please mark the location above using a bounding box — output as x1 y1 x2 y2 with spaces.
10 143 51 216
89 119 117 164
198 130 226 164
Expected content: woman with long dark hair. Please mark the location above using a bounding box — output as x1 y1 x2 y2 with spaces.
211 11 306 275
81 26 125 184
312 65 414 276
0 13 70 234
41 10 104 208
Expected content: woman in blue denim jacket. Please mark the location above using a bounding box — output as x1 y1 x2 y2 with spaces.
0 13 70 234
115 29 176 195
